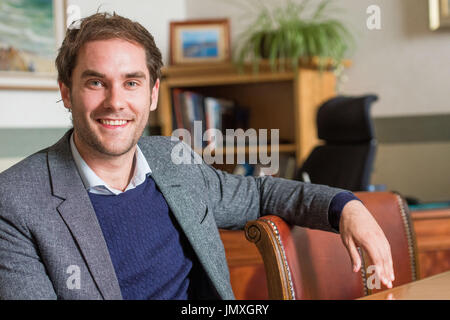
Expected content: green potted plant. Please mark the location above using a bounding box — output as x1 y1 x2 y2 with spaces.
233 0 354 72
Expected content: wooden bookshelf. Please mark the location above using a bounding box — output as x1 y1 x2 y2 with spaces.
156 61 339 168
192 143 297 157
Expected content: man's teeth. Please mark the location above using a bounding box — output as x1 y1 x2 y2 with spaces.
100 119 128 126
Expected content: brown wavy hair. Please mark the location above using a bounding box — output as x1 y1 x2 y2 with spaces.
56 12 163 89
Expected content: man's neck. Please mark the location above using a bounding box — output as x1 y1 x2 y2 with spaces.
73 133 136 192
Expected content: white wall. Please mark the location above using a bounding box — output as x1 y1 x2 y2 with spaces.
0 90 70 128
185 0 450 117
336 0 450 117
184 0 450 202
0 0 186 128
371 142 450 202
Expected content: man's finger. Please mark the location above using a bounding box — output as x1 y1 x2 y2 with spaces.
377 254 392 288
345 237 361 272
384 242 395 284
377 238 394 287
387 244 395 282
362 240 391 288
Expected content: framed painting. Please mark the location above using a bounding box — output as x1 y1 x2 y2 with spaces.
169 19 230 66
429 0 450 30
0 0 66 90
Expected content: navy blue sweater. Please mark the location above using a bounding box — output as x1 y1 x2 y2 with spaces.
88 175 193 300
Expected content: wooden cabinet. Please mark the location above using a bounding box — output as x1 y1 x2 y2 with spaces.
411 208 450 278
156 62 338 167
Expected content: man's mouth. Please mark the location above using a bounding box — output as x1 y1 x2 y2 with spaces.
97 119 130 128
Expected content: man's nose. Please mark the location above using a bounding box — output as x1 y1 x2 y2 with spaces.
105 83 126 110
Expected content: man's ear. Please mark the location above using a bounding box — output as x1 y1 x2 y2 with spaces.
59 81 72 110
149 79 160 112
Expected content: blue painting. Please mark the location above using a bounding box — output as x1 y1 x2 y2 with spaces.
181 30 219 58
0 0 56 74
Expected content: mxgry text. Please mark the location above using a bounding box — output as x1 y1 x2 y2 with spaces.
181 304 269 317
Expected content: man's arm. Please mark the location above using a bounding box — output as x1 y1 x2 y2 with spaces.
198 162 344 232
196 161 394 289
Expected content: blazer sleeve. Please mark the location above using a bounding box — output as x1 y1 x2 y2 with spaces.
197 161 346 233
0 202 57 300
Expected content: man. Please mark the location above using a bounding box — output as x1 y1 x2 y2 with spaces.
0 13 394 300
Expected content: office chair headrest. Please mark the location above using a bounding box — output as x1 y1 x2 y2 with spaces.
317 94 378 143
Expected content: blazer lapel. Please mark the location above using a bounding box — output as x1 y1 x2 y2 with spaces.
47 130 122 300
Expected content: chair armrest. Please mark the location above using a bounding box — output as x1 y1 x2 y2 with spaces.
245 192 420 300
245 215 297 300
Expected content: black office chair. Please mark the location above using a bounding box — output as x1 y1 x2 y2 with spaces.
296 95 378 191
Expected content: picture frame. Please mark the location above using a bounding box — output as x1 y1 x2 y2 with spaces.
0 0 67 90
169 19 231 66
429 0 450 30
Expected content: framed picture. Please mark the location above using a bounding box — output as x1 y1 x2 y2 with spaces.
169 19 231 66
429 0 450 30
0 0 67 90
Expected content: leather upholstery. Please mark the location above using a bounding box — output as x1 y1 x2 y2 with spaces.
357 192 419 295
245 191 419 299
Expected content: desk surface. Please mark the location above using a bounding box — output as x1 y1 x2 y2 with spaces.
360 270 450 300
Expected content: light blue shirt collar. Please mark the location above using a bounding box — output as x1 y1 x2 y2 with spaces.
70 133 152 195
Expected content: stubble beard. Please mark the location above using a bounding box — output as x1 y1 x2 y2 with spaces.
70 98 149 158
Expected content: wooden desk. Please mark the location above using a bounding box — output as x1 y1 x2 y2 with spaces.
360 270 450 300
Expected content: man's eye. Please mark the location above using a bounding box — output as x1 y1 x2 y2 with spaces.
126 81 138 87
89 80 103 87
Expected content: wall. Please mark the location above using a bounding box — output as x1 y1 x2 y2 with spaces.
184 0 450 202
371 115 450 202
185 0 450 117
371 142 450 202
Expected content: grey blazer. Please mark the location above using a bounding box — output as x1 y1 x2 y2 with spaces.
0 130 343 300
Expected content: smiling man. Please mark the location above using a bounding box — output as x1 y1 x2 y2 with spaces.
60 38 157 193
0 13 394 300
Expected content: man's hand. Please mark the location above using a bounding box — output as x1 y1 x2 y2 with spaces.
339 200 395 288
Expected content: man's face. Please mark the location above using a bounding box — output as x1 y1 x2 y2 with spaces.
60 39 159 158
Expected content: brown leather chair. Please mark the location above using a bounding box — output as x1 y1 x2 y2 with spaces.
244 191 420 299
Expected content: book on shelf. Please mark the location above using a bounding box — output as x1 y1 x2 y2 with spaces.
171 88 183 131
183 90 205 148
171 89 250 148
